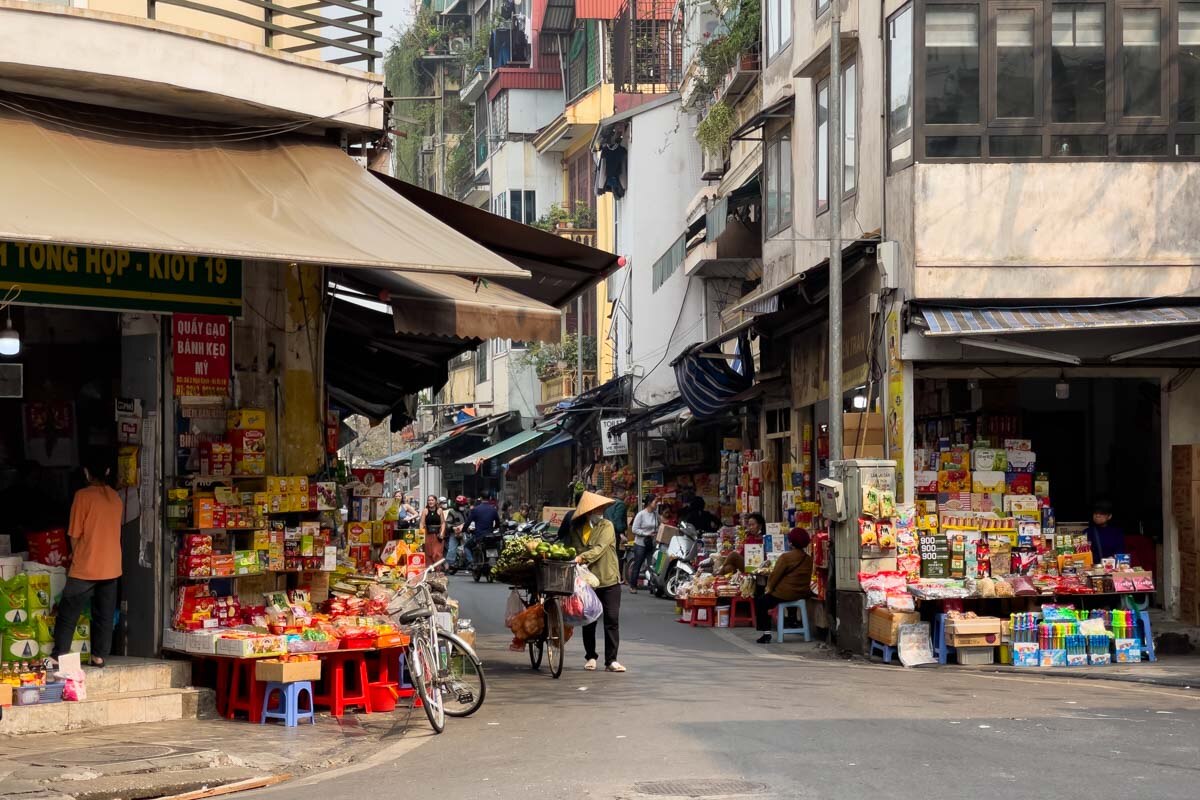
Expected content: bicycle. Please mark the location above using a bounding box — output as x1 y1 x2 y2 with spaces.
511 583 566 679
388 560 488 730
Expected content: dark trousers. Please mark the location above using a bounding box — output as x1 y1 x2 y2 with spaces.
583 583 621 665
52 577 118 660
753 591 787 632
627 542 654 588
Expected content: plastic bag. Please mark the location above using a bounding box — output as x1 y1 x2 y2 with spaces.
858 570 907 609
561 572 603 626
504 589 524 628
577 565 600 589
510 604 545 639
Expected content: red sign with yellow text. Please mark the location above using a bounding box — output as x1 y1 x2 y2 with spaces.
173 314 231 397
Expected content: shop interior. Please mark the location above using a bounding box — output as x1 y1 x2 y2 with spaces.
914 375 1163 567
0 306 122 552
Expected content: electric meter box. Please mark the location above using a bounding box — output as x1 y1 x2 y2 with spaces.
832 459 897 591
817 478 845 521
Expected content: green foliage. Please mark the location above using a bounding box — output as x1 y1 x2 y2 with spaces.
518 334 599 378
696 101 735 157
686 0 761 109
445 125 475 198
533 202 597 232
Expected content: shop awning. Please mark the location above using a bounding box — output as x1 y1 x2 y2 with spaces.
455 428 546 465
0 103 528 278
333 269 562 343
916 305 1200 337
610 397 686 434
415 414 499 456
370 173 623 308
671 335 755 420
504 426 574 477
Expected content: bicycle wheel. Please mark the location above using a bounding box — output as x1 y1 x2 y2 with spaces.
412 634 445 733
544 597 565 679
438 631 486 717
528 637 544 670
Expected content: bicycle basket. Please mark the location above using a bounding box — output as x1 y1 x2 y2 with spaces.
387 584 433 623
536 560 575 596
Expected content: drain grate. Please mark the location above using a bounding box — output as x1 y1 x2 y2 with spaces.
34 744 189 766
634 779 768 797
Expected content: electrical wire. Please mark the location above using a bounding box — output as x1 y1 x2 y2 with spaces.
0 285 20 313
631 277 695 406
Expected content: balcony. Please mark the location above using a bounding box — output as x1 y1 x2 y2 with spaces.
460 58 491 104
716 45 760 105
539 370 598 410
474 129 490 172
0 1 382 130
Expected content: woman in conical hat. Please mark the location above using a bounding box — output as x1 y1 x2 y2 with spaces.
562 491 627 673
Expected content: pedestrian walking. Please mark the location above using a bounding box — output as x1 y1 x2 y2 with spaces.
420 494 446 568
627 494 659 592
754 528 813 644
564 491 625 673
51 452 123 668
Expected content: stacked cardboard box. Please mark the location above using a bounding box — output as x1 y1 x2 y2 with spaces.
843 412 885 459
1171 445 1200 623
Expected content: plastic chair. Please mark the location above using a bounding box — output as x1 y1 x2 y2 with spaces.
313 651 373 717
869 639 896 664
689 602 717 627
770 599 811 642
261 680 315 727
1136 610 1157 662
728 596 756 628
933 612 957 665
225 659 265 723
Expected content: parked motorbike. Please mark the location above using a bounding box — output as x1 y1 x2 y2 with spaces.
470 528 505 583
644 522 704 599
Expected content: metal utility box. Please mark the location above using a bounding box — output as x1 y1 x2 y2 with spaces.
832 459 897 591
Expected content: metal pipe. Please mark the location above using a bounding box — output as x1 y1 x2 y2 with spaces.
576 294 585 395
828 10 844 463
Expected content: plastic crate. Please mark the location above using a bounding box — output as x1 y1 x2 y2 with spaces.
955 646 995 665
39 681 66 704
536 560 576 596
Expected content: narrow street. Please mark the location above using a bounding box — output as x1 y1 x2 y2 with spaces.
252 577 1200 800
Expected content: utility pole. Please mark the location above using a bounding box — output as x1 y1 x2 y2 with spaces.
576 294 585 395
828 9 844 465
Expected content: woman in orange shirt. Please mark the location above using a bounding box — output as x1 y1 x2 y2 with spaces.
51 453 123 668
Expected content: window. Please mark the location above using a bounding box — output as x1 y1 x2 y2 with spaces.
475 340 490 383
651 235 686 292
491 91 509 139
925 5 981 124
494 339 509 355
765 126 792 234
567 150 596 218
1051 4 1105 123
509 190 536 225
916 1 1197 161
815 60 855 213
766 0 792 61
493 193 507 217
888 5 915 167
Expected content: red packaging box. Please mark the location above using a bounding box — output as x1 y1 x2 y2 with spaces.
200 442 233 476
177 554 213 577
1006 472 1034 494
182 534 213 555
211 554 235 577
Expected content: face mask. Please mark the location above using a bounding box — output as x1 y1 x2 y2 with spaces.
588 514 604 526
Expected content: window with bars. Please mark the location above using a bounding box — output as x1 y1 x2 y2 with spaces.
567 21 601 102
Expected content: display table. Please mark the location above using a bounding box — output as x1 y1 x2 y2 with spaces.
178 646 417 721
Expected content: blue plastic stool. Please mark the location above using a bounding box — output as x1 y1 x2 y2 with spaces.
1136 611 1157 662
933 613 958 665
260 680 315 727
772 599 811 643
869 639 896 664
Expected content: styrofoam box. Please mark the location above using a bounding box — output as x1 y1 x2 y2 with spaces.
185 631 221 654
162 628 188 652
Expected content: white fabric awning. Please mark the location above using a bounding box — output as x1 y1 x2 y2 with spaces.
0 106 527 277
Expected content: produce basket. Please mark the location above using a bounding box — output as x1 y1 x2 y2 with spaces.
536 560 576 596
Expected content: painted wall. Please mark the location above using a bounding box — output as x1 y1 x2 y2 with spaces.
487 140 564 220
616 99 708 405
509 89 565 134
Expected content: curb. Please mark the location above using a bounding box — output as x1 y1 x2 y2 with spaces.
980 663 1198 690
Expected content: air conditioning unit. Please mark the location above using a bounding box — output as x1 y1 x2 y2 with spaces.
421 135 436 152
700 147 727 180
449 37 469 54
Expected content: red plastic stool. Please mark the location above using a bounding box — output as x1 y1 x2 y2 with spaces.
314 651 373 717
224 658 265 723
689 601 717 627
728 596 756 628
367 647 420 707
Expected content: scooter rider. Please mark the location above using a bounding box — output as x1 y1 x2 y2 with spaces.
445 495 472 567
465 496 501 559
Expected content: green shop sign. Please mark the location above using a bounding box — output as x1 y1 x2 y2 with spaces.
0 240 242 315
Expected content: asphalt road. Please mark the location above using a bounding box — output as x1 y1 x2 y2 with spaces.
256 576 1200 800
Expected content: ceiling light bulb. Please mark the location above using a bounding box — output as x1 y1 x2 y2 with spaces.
1055 373 1069 400
851 394 868 410
0 317 19 357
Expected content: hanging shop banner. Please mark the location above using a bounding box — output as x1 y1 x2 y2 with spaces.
599 416 629 456
173 314 231 397
885 308 907 499
0 240 242 315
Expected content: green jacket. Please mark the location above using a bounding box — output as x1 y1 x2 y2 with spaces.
566 517 621 588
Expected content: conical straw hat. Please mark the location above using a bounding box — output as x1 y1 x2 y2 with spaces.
575 491 615 519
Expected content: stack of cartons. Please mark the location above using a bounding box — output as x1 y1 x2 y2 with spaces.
843 412 885 459
1171 445 1200 623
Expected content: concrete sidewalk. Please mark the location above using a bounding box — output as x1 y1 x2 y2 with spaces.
0 705 434 800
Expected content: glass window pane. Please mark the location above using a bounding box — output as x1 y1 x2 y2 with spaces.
510 190 522 222
779 135 792 229
1051 134 1107 155
925 136 982 157
765 140 779 233
889 6 914 139
781 0 792 44
996 10 1036 118
891 139 913 165
844 62 857 194
1177 134 1200 155
1116 134 1167 155
1051 6 1106 122
925 6 981 124
817 81 829 210
1122 9 1161 117
768 0 780 56
1182 6 1200 122
990 134 1042 156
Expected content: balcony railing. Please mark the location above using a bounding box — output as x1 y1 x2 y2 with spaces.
475 129 490 172
612 0 682 94
540 370 597 408
490 24 531 69
146 0 382 71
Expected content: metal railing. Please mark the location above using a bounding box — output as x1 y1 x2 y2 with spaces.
146 0 382 72
475 129 489 172
612 0 682 94
540 370 597 406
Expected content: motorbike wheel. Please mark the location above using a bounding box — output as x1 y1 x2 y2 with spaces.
472 570 482 583
665 568 688 600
